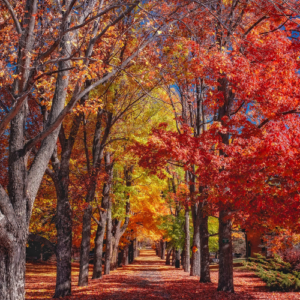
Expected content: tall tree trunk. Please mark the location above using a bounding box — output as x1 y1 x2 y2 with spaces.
190 204 201 276
166 248 172 265
104 200 112 275
78 204 93 286
216 72 234 292
171 248 175 266
160 240 166 260
109 166 132 270
52 111 83 296
129 240 134 263
133 238 138 259
157 241 161 257
175 249 181 268
200 208 210 283
92 219 106 279
122 245 129 265
0 241 26 300
54 181 72 298
4 102 28 300
92 152 113 279
184 207 190 272
218 210 234 292
79 112 113 286
110 235 118 270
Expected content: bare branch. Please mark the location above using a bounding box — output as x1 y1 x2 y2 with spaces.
45 167 55 179
1 0 23 34
258 109 300 129
24 11 176 153
91 1 140 44
63 0 78 23
92 214 102 226
64 4 124 35
243 16 268 37
0 90 32 137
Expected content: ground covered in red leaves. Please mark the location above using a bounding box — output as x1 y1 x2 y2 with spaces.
25 250 300 299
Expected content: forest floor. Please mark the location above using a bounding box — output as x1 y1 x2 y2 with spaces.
25 249 300 299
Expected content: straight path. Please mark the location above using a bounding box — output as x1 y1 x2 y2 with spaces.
25 249 300 299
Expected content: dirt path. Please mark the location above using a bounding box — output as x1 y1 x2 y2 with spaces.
25 249 300 299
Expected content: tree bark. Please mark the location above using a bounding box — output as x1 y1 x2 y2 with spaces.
133 238 138 259
104 199 112 275
110 166 132 270
52 110 83 297
122 244 129 265
190 203 201 276
78 108 105 286
129 240 134 263
175 249 181 268
160 240 166 260
50 5 86 295
78 204 93 286
157 241 161 258
92 219 106 279
92 152 113 278
171 248 176 266
54 194 72 298
200 209 211 283
184 207 190 272
0 241 26 300
166 248 172 265
217 210 234 292
110 234 118 271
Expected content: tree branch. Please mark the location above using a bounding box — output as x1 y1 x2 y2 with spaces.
91 1 140 45
92 214 102 227
24 13 175 154
0 89 32 138
243 16 267 37
0 184 18 233
1 0 23 34
45 167 55 180
258 109 300 128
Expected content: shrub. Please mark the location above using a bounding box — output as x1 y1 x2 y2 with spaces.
280 248 300 271
244 253 300 291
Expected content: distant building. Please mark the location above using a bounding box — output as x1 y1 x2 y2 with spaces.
246 229 267 258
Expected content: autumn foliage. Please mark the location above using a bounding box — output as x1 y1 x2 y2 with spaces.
1 0 300 299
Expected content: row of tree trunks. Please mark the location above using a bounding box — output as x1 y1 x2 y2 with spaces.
110 166 133 270
110 203 130 271
79 112 113 285
117 237 139 268
51 0 108 292
78 109 104 286
92 153 113 279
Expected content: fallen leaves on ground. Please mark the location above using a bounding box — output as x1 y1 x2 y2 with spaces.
25 250 300 299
